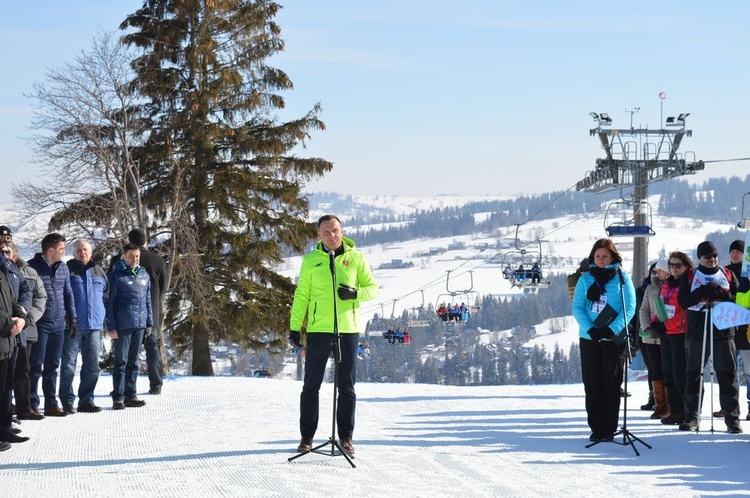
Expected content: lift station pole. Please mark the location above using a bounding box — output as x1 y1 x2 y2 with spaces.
576 111 705 282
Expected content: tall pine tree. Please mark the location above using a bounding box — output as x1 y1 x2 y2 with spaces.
121 0 332 374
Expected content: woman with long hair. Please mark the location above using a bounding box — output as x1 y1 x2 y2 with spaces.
572 238 636 442
657 251 693 426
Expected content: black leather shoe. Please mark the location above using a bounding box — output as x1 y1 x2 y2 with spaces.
0 430 29 443
0 441 10 452
63 404 76 415
124 397 146 408
148 388 161 395
77 403 102 413
113 400 125 410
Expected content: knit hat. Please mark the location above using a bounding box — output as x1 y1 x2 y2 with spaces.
128 228 147 247
696 241 718 259
654 258 670 273
0 226 12 238
729 239 745 253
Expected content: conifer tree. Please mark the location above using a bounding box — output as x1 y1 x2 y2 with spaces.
120 0 332 374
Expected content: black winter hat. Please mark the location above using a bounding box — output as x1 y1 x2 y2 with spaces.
696 241 718 259
730 239 745 254
128 228 147 247
0 226 11 238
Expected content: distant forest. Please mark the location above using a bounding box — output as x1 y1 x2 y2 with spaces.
358 275 582 386
310 175 750 248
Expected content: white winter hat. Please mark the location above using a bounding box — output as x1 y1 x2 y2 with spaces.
654 258 670 273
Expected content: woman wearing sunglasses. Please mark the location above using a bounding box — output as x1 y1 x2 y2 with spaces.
656 251 693 426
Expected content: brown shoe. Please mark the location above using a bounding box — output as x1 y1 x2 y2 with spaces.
340 438 355 455
713 410 725 418
44 406 68 417
297 437 313 452
16 411 44 421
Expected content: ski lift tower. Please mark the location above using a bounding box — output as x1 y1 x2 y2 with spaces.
576 107 705 282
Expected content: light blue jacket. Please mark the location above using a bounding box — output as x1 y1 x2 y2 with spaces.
572 264 636 341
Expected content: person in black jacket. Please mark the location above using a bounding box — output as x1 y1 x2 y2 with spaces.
677 240 741 433
0 264 28 449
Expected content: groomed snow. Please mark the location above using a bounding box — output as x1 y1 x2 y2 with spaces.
2 374 748 497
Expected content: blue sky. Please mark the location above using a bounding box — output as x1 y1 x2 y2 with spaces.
2 1 749 199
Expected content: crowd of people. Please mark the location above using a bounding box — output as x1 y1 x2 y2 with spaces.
383 328 410 344
0 227 166 452
573 237 750 443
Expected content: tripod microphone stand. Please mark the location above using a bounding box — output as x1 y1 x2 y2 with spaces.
289 249 355 468
586 269 652 455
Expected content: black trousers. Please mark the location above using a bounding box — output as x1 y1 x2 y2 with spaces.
13 341 33 414
641 342 663 381
684 337 738 425
300 333 358 440
580 338 624 437
660 334 686 416
0 347 17 428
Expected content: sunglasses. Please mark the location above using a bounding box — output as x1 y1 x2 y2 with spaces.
0 250 9 256
700 254 718 260
668 262 683 268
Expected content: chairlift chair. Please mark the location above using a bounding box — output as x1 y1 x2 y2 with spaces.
604 199 655 237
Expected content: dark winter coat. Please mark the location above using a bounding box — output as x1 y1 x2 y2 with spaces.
1 255 31 312
68 258 107 331
110 247 166 330
28 253 76 326
105 259 152 331
0 270 24 360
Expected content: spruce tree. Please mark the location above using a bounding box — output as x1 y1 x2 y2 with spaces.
120 0 332 374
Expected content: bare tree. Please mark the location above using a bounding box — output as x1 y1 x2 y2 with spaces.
15 30 148 249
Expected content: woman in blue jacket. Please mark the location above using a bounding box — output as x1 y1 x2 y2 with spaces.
573 238 636 442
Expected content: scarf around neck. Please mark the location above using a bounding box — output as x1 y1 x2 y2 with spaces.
586 265 618 302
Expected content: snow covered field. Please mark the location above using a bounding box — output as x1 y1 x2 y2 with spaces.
2 374 749 497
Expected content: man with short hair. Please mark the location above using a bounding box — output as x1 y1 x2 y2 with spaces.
289 215 378 455
60 239 107 414
126 228 166 395
6 242 47 422
28 233 77 417
106 243 152 410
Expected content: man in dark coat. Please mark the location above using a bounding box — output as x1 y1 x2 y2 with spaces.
110 229 167 394
106 243 152 409
28 233 77 417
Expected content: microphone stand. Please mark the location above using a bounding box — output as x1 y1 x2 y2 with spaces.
289 249 355 468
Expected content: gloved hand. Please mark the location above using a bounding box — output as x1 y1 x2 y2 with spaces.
289 330 302 348
600 327 615 339
703 282 719 299
337 284 358 301
69 318 78 340
649 321 667 335
588 327 604 341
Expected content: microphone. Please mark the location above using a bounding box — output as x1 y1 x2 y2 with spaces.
328 249 336 274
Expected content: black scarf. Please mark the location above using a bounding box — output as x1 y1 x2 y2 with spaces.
586 266 617 302
665 275 680 289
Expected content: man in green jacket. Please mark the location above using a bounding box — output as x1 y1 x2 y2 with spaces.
289 215 379 456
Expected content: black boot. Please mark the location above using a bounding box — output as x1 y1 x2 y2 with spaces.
640 390 655 411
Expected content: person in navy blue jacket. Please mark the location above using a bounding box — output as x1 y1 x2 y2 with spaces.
106 243 152 410
28 233 76 418
572 238 636 443
60 239 108 414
